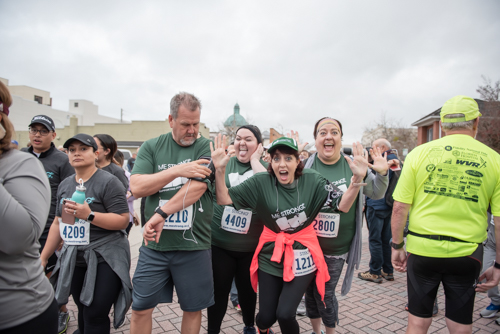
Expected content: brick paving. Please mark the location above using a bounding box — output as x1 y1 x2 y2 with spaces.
64 217 500 333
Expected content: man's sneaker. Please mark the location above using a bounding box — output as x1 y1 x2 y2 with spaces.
235 304 242 311
58 311 69 334
381 270 394 281
312 331 325 334
358 271 383 283
296 296 306 316
244 326 257 334
480 303 500 318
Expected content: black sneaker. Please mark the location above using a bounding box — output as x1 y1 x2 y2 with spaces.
244 326 257 334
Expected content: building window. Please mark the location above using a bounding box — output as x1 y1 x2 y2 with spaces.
34 95 43 104
74 102 79 107
427 127 433 142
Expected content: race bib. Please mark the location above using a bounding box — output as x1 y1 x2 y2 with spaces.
313 212 340 238
293 248 317 276
59 218 90 245
221 206 252 234
159 199 193 230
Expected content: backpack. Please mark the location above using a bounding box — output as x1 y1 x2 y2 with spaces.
385 165 401 207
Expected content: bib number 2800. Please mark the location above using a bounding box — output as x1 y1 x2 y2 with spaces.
313 212 340 238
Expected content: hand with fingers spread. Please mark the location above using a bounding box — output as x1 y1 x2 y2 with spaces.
344 142 368 182
289 130 309 152
210 133 230 170
368 146 389 175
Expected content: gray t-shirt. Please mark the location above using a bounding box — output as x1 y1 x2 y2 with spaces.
102 162 128 192
56 169 129 242
0 149 54 330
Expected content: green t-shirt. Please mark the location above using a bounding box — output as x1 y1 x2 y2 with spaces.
132 132 213 251
393 134 500 258
228 169 341 277
310 155 357 256
211 157 267 252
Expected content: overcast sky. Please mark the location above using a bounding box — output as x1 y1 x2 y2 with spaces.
1 1 499 145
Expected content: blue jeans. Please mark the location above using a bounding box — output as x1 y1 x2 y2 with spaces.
366 207 393 276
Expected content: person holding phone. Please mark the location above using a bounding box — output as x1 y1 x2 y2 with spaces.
207 125 267 334
41 133 131 334
0 81 58 334
211 135 367 334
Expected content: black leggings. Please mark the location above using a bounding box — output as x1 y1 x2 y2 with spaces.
0 298 58 334
207 246 257 334
71 262 122 334
256 270 315 334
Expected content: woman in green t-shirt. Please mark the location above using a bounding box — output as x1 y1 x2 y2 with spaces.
211 135 368 334
304 117 389 334
207 125 268 334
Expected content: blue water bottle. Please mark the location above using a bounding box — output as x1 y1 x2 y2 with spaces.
71 179 86 223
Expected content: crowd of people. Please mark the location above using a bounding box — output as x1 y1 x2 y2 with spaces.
1 80 499 334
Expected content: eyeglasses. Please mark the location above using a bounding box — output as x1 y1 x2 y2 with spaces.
29 128 51 136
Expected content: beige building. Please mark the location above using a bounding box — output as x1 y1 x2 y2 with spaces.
3 77 210 152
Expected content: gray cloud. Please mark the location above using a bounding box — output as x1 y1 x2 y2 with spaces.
1 0 499 144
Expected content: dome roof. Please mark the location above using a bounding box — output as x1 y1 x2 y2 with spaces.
224 103 248 127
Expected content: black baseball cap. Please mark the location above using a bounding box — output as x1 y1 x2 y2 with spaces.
63 133 98 150
29 115 56 131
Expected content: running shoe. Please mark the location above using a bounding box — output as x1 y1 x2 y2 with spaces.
244 326 257 334
358 271 383 283
235 304 242 311
381 270 394 281
311 331 325 334
258 329 274 334
58 311 69 334
296 296 306 316
480 303 500 318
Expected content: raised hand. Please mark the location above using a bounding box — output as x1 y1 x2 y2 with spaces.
368 146 389 175
250 143 264 162
344 142 368 181
289 130 309 152
210 133 230 170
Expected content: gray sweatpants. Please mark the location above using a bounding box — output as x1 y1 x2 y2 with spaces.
482 213 500 305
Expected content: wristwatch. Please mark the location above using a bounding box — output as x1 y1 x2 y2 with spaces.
87 211 95 222
155 206 168 219
391 240 405 249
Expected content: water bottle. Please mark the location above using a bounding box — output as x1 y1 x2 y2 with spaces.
71 178 86 223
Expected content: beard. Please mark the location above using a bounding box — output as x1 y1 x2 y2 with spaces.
180 135 196 146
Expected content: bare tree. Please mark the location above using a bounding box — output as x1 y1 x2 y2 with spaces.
477 101 500 154
477 75 500 102
362 112 418 159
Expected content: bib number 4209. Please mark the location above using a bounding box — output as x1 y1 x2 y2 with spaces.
62 225 85 239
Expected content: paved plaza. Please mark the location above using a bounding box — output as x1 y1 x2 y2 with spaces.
64 206 499 333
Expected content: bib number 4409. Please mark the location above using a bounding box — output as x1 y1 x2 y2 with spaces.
224 215 247 228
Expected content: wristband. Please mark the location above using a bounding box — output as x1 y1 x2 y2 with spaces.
494 262 500 269
390 238 405 249
155 206 168 219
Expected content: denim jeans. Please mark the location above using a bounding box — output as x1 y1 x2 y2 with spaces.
366 207 393 275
